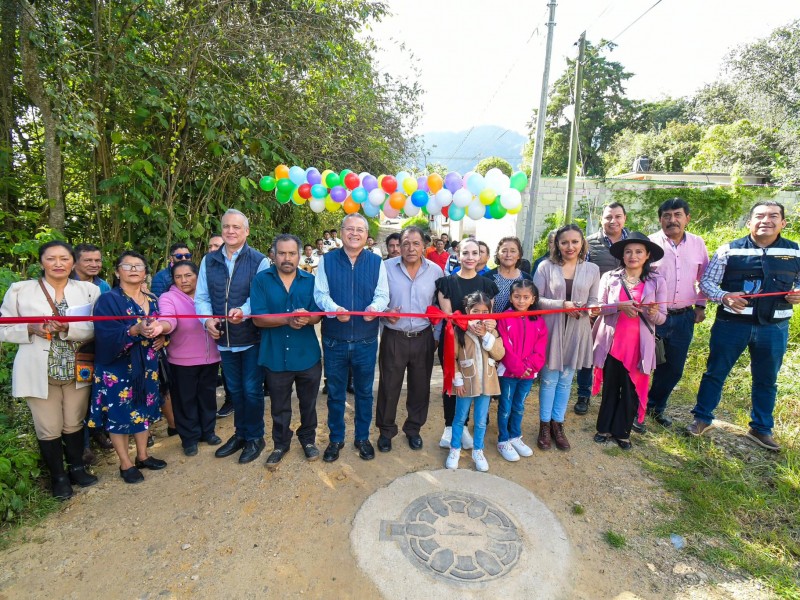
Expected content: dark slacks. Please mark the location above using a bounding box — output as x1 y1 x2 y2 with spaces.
376 327 435 438
596 355 637 440
265 361 322 450
169 362 220 447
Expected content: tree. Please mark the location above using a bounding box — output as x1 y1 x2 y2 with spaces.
474 157 512 176
605 121 704 175
524 39 639 177
688 120 779 177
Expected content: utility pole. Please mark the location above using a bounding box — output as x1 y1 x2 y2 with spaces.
522 0 557 260
563 31 586 224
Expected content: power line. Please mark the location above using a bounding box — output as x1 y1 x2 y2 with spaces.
607 0 665 44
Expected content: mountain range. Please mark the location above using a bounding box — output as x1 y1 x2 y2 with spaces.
417 125 528 174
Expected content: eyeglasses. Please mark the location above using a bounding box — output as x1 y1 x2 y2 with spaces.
343 227 367 235
172 253 192 260
119 264 146 272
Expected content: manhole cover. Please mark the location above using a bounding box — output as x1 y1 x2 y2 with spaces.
380 492 522 583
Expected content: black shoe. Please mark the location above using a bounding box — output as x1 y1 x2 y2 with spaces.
69 465 98 487
167 427 179 437
204 434 222 446
135 456 167 470
323 441 345 463
216 401 235 418
574 396 590 415
377 435 392 453
407 434 423 450
593 433 611 444
354 439 375 460
215 435 246 458
51 474 74 500
183 444 198 457
92 430 114 450
347 385 356 394
303 443 320 461
147 433 155 448
648 410 673 428
265 448 287 470
631 419 647 435
616 438 632 450
238 439 266 464
119 466 144 484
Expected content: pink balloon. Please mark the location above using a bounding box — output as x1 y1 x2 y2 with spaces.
382 204 400 219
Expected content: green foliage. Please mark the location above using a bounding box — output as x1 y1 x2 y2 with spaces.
474 157 512 177
401 213 430 231
605 121 704 176
603 530 626 549
688 120 780 177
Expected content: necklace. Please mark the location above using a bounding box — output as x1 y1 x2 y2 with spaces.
622 272 641 286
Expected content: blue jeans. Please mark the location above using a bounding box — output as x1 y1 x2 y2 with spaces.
323 337 378 442
693 318 789 435
220 346 265 441
498 377 533 442
539 366 575 422
648 310 696 414
452 395 489 450
576 367 593 398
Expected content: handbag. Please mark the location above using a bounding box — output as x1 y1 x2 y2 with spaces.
619 277 666 366
39 278 95 382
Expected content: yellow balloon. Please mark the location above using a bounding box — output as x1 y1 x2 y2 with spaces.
402 177 418 195
377 174 385 188
479 188 496 205
292 188 306 204
321 169 334 189
507 204 522 215
325 198 341 212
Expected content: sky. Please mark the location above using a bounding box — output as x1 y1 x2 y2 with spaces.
368 0 798 135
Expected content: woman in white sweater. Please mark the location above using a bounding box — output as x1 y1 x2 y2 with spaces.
0 241 100 500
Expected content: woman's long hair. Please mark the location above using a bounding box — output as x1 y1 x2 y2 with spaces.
550 224 588 264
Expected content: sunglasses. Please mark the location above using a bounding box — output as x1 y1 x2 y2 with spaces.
172 253 192 260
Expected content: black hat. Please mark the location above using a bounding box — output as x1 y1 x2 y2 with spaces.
609 231 665 263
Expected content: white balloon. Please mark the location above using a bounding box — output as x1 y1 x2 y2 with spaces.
435 189 453 206
500 188 522 210
309 199 326 213
403 195 421 217
358 171 371 181
427 201 443 216
467 199 485 220
368 188 386 206
452 188 472 208
396 171 412 186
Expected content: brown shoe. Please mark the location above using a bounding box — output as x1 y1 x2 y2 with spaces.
537 421 552 451
82 446 98 467
550 421 571 451
746 429 780 451
686 419 715 437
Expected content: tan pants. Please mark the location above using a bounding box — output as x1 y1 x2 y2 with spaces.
26 378 90 441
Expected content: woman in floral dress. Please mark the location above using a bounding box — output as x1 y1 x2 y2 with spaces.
89 251 168 484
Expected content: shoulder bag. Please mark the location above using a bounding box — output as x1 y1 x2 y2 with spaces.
39 278 95 382
619 278 666 366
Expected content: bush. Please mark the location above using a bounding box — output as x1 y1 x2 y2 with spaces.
401 213 430 231
0 404 47 524
475 157 513 177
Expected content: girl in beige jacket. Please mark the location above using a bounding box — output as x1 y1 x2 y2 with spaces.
446 291 505 472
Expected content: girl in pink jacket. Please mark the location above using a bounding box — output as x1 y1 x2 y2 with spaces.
496 280 548 461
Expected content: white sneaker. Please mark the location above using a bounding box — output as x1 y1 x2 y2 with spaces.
439 426 452 448
497 441 520 462
472 449 489 472
461 428 474 450
509 436 534 457
445 448 460 469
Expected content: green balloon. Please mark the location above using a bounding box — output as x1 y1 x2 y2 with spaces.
421 205 429 215
489 200 507 219
276 189 292 204
339 168 352 181
276 178 295 195
259 175 276 192
325 172 340 188
510 171 528 192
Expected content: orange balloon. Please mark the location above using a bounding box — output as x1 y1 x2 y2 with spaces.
427 173 443 194
275 164 290 179
343 195 360 214
388 192 406 210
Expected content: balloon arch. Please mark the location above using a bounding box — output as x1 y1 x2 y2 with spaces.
259 165 528 222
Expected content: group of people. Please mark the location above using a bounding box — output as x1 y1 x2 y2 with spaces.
1 199 798 500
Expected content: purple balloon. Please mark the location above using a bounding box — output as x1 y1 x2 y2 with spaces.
416 176 429 192
444 172 463 194
362 174 378 192
330 185 347 203
306 168 322 186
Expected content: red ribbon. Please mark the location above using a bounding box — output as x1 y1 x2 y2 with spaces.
425 307 470 395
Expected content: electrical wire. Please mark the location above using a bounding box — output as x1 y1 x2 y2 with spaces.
607 0 665 44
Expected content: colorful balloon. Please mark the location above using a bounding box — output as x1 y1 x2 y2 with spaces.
381 175 398 194
416 176 429 192
507 204 522 215
259 175 276 192
306 167 322 186
448 204 465 221
351 187 367 203
276 189 292 204
388 191 406 210
402 176 417 195
500 188 522 210
368 188 386 206
330 186 347 203
479 188 497 205
510 171 528 192
396 171 411 186
466 173 486 195
410 190 428 207
489 200 507 219
452 189 472 208
343 196 360 214
291 188 306 205
444 172 462 194
289 166 306 186
467 199 485 220
298 183 312 199
435 189 453 207
311 184 328 199
362 201 380 218
277 178 295 195
325 172 341 188
275 164 290 179
362 174 378 192
344 172 360 190
309 198 326 213
427 173 443 194
441 204 450 219
383 204 400 219
403 195 421 217
427 199 443 216
325 198 341 213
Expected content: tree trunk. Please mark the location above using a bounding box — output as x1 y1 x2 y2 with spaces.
0 0 18 217
19 0 64 232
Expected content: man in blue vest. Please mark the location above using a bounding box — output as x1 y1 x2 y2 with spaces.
689 201 800 451
195 209 271 463
314 214 390 462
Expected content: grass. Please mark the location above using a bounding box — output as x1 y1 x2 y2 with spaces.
572 502 585 515
604 530 627 549
633 304 800 598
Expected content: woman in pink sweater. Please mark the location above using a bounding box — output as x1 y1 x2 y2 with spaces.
496 280 548 462
156 261 222 456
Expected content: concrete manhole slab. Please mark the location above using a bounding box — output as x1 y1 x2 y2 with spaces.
351 469 572 599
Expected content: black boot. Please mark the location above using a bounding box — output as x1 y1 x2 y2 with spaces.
62 430 98 488
38 438 73 500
